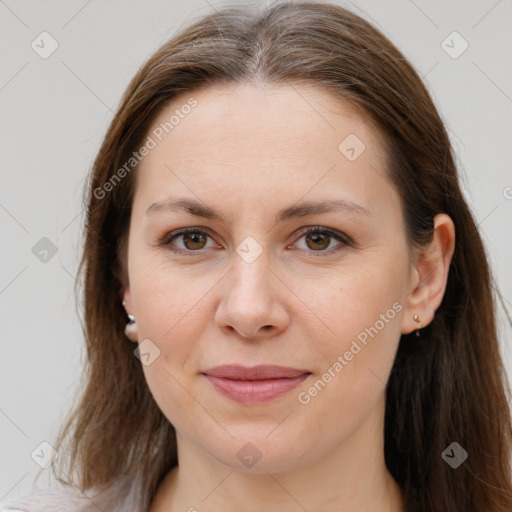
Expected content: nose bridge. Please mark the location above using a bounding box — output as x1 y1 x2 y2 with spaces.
225 205 284 300
229 241 273 304
214 240 289 339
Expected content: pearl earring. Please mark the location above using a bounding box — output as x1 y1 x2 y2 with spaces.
413 314 422 337
122 301 138 342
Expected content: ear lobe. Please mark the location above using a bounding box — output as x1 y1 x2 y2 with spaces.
401 213 455 334
122 287 132 314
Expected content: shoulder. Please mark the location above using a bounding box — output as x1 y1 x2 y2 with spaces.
0 486 93 512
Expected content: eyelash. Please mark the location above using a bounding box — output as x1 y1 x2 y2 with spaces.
159 226 353 257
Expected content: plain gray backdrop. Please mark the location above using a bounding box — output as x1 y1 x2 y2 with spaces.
1 0 511 502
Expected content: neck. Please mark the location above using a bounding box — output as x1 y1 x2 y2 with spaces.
150 396 404 512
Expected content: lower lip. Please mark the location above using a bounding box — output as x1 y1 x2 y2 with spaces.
204 374 310 403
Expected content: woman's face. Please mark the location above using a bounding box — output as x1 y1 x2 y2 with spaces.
123 83 416 473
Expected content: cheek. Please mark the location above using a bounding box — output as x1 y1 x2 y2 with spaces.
130 254 217 340
295 251 407 392
299 251 406 341
292 274 404 449
130 261 211 420
141 358 204 438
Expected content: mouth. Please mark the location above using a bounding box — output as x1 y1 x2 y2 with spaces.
201 365 312 404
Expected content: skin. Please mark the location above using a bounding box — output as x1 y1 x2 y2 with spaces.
122 83 455 512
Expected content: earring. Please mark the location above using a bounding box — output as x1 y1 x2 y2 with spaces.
125 314 138 342
122 302 138 342
413 314 422 337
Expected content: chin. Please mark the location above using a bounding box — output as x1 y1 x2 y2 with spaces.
200 432 314 474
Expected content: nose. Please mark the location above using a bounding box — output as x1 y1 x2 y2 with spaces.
214 254 290 341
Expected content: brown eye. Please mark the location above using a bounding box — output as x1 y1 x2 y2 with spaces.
293 226 351 256
305 232 331 251
161 228 216 255
161 226 351 257
181 232 208 250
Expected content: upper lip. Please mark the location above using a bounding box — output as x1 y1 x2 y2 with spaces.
202 365 311 380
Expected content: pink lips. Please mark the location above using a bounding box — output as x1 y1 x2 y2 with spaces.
202 365 311 403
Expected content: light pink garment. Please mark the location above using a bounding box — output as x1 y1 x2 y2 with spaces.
0 486 94 512
0 475 145 512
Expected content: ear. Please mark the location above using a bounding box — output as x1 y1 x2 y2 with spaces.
401 213 456 334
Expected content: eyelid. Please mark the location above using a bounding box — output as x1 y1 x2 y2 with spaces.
160 225 352 256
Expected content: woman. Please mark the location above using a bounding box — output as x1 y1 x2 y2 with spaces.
2 1 511 511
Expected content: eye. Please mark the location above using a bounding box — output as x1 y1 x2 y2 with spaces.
160 227 218 255
291 226 351 256
159 226 352 256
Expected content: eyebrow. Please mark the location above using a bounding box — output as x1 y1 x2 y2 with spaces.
146 197 373 224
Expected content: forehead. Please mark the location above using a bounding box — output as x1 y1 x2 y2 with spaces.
145 82 381 159
133 83 393 215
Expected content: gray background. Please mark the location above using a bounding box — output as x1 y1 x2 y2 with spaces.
1 0 511 501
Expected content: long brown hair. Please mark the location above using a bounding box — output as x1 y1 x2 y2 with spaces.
46 2 512 510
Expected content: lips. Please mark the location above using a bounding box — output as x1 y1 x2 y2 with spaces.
201 365 311 403
203 364 310 380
